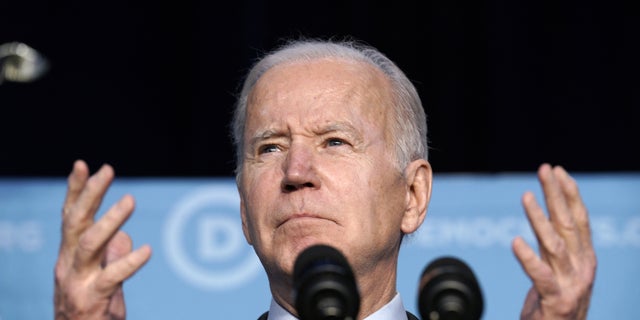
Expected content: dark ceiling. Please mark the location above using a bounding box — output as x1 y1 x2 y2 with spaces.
1 0 637 177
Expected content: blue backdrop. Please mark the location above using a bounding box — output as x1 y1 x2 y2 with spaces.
1 173 638 319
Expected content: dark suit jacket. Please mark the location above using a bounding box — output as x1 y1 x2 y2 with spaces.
257 311 419 320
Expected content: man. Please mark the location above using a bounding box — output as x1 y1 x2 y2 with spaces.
54 39 596 319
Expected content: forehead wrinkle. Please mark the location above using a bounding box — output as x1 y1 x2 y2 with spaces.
313 121 356 134
250 120 360 140
247 128 286 148
245 57 396 147
311 120 363 143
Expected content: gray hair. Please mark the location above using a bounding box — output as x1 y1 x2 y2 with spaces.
231 38 427 176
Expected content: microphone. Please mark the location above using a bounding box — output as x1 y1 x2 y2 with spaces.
0 42 49 85
293 244 360 320
417 256 484 320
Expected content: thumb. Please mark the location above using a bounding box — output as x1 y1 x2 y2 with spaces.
104 231 133 266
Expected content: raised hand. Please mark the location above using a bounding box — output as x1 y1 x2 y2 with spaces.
512 163 597 320
54 160 152 319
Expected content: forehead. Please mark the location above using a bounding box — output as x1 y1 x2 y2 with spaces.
246 58 394 127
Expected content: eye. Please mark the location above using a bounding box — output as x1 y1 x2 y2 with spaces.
326 138 347 147
258 144 280 154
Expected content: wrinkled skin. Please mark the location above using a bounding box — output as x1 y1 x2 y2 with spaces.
236 58 432 318
54 160 151 320
513 164 597 319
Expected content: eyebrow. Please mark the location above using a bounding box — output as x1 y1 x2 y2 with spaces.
313 121 360 138
247 129 285 150
246 121 363 150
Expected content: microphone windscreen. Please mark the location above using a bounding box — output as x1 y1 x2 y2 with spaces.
418 256 484 320
294 244 360 320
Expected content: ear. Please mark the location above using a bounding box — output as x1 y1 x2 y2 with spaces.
237 185 254 245
401 159 432 234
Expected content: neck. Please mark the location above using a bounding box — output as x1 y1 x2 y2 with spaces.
354 253 399 319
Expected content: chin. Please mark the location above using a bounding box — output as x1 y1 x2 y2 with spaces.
276 237 339 271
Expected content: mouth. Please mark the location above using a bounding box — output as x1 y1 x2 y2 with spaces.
278 213 333 228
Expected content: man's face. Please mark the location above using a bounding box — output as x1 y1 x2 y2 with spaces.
238 58 413 281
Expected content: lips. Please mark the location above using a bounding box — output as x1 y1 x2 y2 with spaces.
278 213 334 227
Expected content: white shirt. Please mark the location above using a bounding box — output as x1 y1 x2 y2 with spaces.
266 292 408 320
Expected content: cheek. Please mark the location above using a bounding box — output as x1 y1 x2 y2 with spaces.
241 174 276 229
243 164 280 197
368 172 407 221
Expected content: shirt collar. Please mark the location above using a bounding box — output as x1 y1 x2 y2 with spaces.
267 293 407 320
267 298 297 320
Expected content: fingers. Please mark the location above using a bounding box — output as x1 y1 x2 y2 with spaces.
515 163 597 320
68 164 115 232
521 190 573 274
98 232 152 297
96 244 152 294
105 231 134 265
512 236 559 297
76 195 136 267
536 164 583 255
63 160 89 217
61 162 116 251
56 160 151 319
554 166 594 253
60 160 145 277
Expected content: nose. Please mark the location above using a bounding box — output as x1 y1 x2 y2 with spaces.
281 142 320 192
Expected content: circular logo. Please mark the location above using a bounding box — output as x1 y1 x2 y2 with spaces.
163 185 261 290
